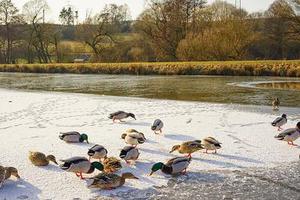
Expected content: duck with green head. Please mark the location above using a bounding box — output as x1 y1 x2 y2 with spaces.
59 131 89 143
150 156 192 176
60 156 103 179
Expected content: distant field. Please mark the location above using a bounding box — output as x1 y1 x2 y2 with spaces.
0 60 299 77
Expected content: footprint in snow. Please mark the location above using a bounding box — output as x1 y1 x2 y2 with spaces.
186 118 192 124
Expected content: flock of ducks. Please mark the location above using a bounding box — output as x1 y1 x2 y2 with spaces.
0 110 222 190
271 97 300 145
1 102 300 191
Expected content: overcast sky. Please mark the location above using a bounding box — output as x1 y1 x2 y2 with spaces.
12 0 276 23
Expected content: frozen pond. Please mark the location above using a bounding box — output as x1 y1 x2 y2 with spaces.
0 73 300 107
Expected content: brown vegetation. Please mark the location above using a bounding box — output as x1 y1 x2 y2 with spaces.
0 60 299 77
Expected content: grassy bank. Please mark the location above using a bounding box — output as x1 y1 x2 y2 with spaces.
0 60 300 76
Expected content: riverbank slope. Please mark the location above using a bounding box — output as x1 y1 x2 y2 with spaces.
0 60 300 76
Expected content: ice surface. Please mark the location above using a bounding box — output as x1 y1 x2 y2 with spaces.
0 89 299 199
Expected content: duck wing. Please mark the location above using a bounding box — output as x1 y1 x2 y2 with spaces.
30 151 46 160
275 128 298 139
59 131 80 139
186 141 202 148
204 137 222 145
166 157 191 174
90 145 106 152
120 146 135 157
120 146 139 159
109 111 126 119
126 129 139 133
91 173 119 184
60 156 88 164
152 119 163 129
166 156 191 166
128 132 145 140
272 117 285 126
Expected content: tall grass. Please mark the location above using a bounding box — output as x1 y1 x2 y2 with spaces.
0 60 299 77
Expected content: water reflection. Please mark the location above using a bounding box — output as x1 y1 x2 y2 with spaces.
0 73 299 107
256 81 300 91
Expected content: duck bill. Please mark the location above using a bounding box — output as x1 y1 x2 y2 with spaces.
16 174 21 179
149 171 154 176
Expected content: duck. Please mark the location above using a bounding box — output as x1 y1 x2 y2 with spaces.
271 114 287 131
103 157 122 173
169 140 203 157
60 156 103 179
121 129 146 147
0 166 4 188
108 111 136 122
150 156 191 176
0 166 20 188
119 146 140 164
275 122 300 146
59 131 89 143
87 145 108 161
151 119 164 134
29 151 58 166
272 97 280 110
88 172 138 190
202 137 222 153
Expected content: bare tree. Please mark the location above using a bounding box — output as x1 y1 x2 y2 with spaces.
76 4 130 61
59 6 75 26
23 0 51 63
0 0 23 63
135 0 206 61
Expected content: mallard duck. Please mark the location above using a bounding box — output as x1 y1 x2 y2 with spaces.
0 166 4 188
169 140 203 157
60 157 103 179
88 172 138 190
275 122 300 146
121 129 146 147
103 157 122 173
88 145 108 161
272 114 287 131
202 137 222 153
150 156 191 176
119 146 140 164
59 131 89 143
29 151 58 166
272 97 280 110
108 111 136 122
0 166 20 188
151 119 164 134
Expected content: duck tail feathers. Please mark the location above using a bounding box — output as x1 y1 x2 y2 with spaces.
274 135 284 140
119 150 127 158
87 150 95 156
